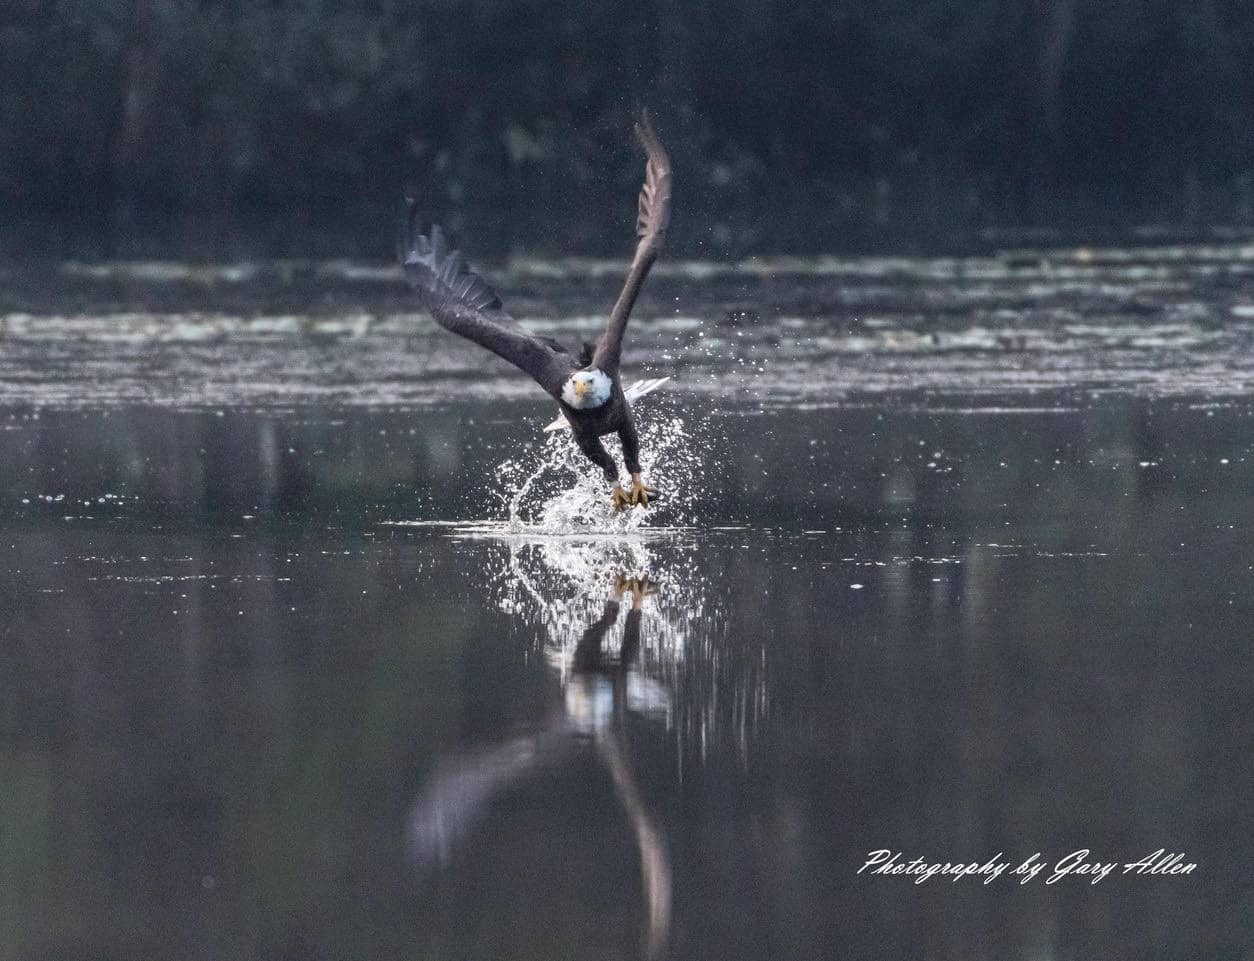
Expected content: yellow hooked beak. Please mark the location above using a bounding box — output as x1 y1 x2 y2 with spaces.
574 381 589 399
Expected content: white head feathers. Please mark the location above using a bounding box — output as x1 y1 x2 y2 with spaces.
561 368 613 409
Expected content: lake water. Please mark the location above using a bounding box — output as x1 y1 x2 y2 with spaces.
1 250 1251 959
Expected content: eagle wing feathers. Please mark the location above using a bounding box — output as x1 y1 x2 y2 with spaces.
402 208 573 397
591 113 673 374
633 115 672 253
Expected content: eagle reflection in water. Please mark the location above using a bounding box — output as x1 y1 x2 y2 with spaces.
409 573 671 958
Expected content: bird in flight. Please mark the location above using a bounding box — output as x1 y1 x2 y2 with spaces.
402 114 672 511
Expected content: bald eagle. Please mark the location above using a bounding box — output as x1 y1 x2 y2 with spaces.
402 115 672 511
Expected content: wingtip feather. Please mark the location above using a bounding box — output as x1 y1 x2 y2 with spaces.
631 110 672 246
634 111 670 172
400 213 501 311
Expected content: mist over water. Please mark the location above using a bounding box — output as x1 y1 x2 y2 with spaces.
1 253 1252 960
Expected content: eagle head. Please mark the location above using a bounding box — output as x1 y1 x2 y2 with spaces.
561 368 612 409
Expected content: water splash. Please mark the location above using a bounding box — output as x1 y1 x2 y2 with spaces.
488 403 707 534
475 531 719 693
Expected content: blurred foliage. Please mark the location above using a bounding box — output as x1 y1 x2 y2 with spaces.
3 0 1254 257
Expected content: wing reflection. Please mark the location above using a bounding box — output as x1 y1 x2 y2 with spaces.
410 567 677 958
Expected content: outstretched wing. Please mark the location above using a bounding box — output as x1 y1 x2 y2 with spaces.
401 206 573 398
408 729 575 870
591 112 673 375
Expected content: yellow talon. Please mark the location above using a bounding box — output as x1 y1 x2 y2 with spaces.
629 574 658 606
611 484 633 511
629 474 658 508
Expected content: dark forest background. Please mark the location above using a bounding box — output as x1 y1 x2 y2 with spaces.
3 0 1254 259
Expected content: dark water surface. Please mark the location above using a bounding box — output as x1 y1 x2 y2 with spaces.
2 249 1254 958
2 397 1251 960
